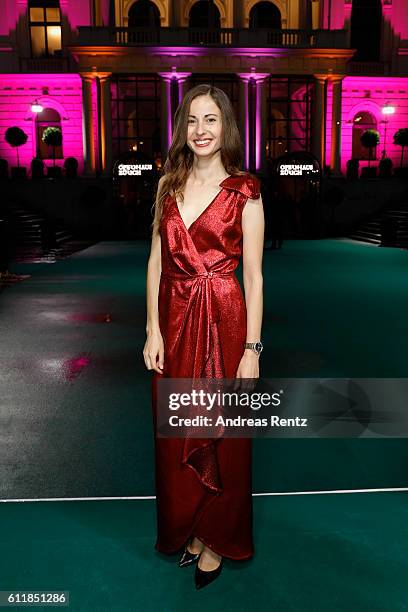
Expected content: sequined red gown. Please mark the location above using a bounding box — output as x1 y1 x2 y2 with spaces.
151 173 260 560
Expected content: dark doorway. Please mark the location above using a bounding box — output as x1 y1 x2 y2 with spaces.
352 111 378 160
272 151 322 239
112 151 159 239
249 1 282 29
189 0 221 29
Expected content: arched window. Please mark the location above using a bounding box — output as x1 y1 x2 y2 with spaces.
29 0 62 57
128 0 160 28
249 1 282 29
189 0 221 29
36 107 63 159
352 111 378 160
350 0 382 61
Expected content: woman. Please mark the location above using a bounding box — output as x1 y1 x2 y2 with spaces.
144 84 264 589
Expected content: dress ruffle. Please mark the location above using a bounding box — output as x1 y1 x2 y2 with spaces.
220 174 261 200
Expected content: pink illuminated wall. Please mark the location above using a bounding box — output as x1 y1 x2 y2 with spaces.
0 0 25 36
320 0 346 30
390 0 408 39
0 74 84 172
326 77 408 173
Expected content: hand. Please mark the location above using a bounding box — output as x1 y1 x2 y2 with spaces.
234 351 259 391
143 329 164 374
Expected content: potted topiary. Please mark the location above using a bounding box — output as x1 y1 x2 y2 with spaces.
30 157 45 180
378 157 393 178
42 126 63 178
63 156 78 179
0 158 9 180
346 158 359 180
360 129 380 178
393 128 408 178
5 126 28 179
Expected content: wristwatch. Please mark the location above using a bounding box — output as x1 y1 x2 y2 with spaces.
244 341 263 355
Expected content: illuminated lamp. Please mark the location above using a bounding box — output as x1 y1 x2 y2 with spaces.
31 99 43 113
382 102 396 116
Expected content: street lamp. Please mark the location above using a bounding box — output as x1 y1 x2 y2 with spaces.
31 99 43 114
381 101 396 159
30 100 44 158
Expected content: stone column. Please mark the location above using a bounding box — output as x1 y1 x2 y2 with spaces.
330 76 343 175
233 0 245 28
94 0 102 26
99 73 113 175
238 73 269 173
158 72 191 159
159 74 173 158
81 75 96 175
312 75 326 167
255 76 268 174
176 74 191 104
237 76 250 170
311 0 320 30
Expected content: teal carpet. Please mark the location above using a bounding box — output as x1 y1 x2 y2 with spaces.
0 238 407 610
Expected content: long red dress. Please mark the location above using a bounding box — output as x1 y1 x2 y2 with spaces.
151 173 260 560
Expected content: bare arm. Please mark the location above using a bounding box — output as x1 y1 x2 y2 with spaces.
144 222 164 374
146 229 162 335
236 194 265 378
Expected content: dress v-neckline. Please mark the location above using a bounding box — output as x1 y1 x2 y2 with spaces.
173 176 231 233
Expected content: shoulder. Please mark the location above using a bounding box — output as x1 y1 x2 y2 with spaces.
220 173 261 200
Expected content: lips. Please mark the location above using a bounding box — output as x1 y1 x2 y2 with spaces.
194 139 213 148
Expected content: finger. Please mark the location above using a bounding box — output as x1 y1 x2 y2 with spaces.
158 347 165 370
145 354 152 370
149 353 162 374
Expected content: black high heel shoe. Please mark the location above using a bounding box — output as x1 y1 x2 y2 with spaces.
194 557 223 589
178 541 202 568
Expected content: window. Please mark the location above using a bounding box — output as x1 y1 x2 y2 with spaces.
111 75 161 160
36 107 63 159
29 0 62 57
266 77 313 161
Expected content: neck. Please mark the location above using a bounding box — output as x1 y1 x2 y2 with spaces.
190 153 228 185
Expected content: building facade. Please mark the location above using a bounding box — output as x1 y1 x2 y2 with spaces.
0 0 407 176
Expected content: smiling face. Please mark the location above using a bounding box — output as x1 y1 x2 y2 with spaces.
186 94 223 158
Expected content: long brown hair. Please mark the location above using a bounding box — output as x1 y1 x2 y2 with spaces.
151 84 245 236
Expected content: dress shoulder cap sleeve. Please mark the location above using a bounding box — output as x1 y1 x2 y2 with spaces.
220 173 260 199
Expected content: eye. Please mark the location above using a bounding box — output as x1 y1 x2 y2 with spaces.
187 119 195 124
207 117 216 123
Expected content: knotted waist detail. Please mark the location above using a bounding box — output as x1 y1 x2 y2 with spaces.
161 270 235 281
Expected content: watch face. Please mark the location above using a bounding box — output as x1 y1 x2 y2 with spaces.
255 342 263 354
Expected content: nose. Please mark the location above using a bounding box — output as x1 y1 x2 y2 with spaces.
194 119 207 136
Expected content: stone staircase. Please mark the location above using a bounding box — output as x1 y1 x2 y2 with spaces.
348 202 408 248
1 199 96 264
